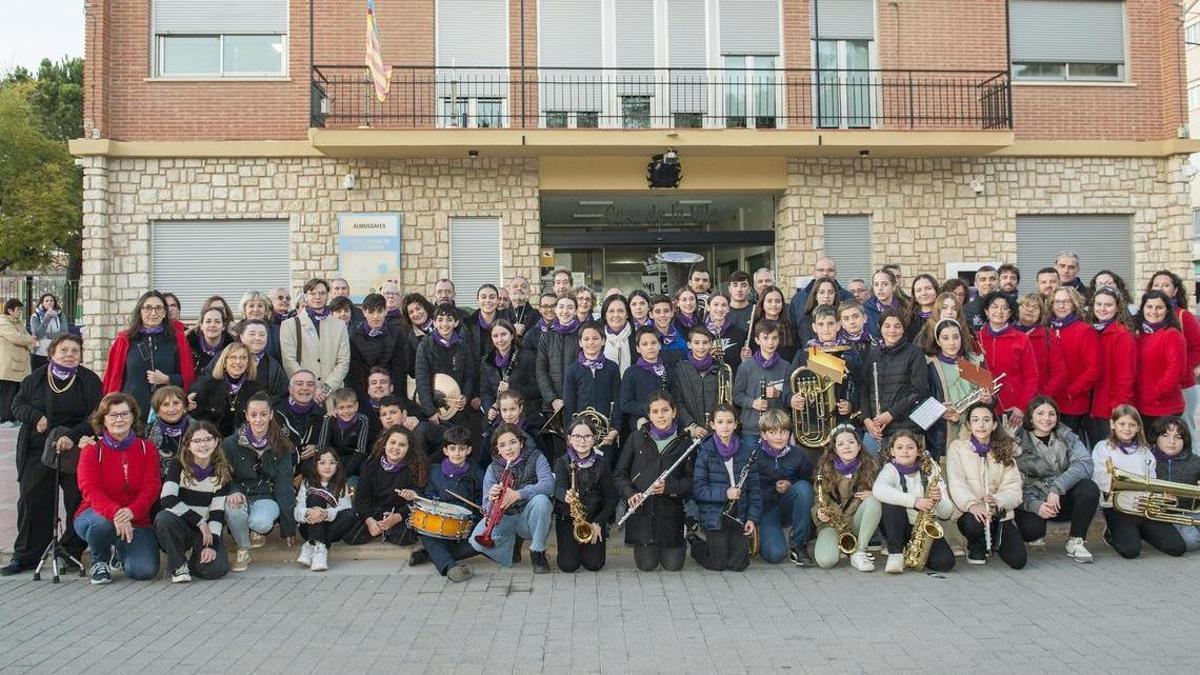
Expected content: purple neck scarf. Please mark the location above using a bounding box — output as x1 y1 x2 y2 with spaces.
833 456 861 477
288 397 316 415
675 312 697 329
306 307 330 323
225 373 247 395
477 312 496 330
636 356 666 378
839 329 872 346
648 422 677 441
657 323 680 343
386 308 403 320
892 459 921 475
688 353 714 373
432 330 462 349
1117 441 1140 455
605 322 629 337
103 431 135 451
191 463 216 481
714 434 739 460
551 318 580 335
274 311 294 323
1141 320 1167 334
1152 446 1181 463
936 353 958 365
970 436 990 457
494 348 513 369
578 352 605 372
567 447 598 469
139 325 165 336
917 310 933 320
753 350 780 370
361 322 386 338
1050 313 1080 330
985 323 1011 337
760 438 789 459
442 458 470 479
48 360 77 380
807 337 843 349
1013 322 1036 334
871 297 899 313
157 417 188 439
633 316 653 329
335 416 358 432
380 455 407 473
243 425 269 450
536 317 551 333
199 335 223 356
1093 319 1115 332
706 317 730 336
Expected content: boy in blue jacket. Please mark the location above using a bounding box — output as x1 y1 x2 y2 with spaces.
688 404 762 571
400 426 481 582
754 409 816 567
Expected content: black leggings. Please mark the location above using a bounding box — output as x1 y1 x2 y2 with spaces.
633 544 686 572
298 510 357 546
1102 508 1186 559
1014 479 1101 541
957 514 1027 569
689 521 750 572
554 518 607 572
879 503 955 572
1059 414 1088 447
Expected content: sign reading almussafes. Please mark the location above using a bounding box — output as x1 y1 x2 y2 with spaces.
337 213 402 301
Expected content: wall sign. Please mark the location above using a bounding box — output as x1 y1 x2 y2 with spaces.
337 213 402 301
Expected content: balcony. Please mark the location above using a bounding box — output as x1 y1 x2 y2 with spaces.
311 65 1011 132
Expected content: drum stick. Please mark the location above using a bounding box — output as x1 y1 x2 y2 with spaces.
445 490 483 513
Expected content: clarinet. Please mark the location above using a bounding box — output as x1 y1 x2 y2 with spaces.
722 443 759 524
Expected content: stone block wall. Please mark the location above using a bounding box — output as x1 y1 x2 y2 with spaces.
77 155 540 372
776 156 1193 291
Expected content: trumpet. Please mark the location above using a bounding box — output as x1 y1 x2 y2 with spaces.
816 473 857 555
948 372 1007 417
617 434 707 528
567 464 594 544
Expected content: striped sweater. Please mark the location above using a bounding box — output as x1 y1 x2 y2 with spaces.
159 459 231 539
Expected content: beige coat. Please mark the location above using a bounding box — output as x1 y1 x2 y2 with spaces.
279 311 350 393
0 314 34 382
946 438 1023 522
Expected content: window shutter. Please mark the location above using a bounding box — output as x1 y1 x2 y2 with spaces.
153 0 287 35
811 0 875 41
1009 0 1125 63
1016 215 1131 294
616 0 656 96
450 217 503 304
152 220 290 319
719 0 780 55
822 215 871 284
437 0 508 98
669 0 708 113
540 0 604 112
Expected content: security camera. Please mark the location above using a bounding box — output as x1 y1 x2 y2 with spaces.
467 149 480 158
343 173 356 190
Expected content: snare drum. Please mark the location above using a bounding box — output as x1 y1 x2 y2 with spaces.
409 500 474 540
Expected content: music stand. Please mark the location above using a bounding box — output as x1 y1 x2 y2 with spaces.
32 442 85 582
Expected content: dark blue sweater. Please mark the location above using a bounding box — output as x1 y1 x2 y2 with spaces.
753 442 814 512
620 363 673 432
562 358 623 432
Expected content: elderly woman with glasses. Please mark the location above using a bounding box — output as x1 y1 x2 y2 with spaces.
73 393 162 584
102 291 195 420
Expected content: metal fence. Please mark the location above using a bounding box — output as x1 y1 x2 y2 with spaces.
312 66 1012 131
0 276 81 326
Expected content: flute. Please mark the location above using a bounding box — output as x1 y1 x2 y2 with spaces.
617 434 708 528
872 362 881 418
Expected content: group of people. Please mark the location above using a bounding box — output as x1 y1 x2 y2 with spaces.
2 250 1198 585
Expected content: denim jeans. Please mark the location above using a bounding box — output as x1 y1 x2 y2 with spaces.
73 508 160 580
224 497 281 550
1176 523 1200 552
469 494 552 567
758 480 815 563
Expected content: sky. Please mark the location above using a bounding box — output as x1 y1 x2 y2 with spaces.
0 0 85 74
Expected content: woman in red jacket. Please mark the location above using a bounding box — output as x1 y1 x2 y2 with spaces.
1047 287 1100 442
73 392 162 585
102 291 195 422
1133 290 1187 432
1014 293 1066 399
1087 288 1136 444
1148 271 1200 454
976 292 1039 425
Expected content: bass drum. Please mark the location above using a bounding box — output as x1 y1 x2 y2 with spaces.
409 500 474 540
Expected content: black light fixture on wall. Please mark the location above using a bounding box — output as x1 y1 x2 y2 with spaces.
647 149 682 188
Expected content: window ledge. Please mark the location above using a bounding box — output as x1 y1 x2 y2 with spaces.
144 77 292 83
1013 80 1135 88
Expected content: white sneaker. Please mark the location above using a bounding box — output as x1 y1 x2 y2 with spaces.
310 543 328 571
296 541 314 567
885 553 904 574
170 564 191 584
850 551 875 572
1065 537 1094 563
250 532 267 549
1028 537 1046 547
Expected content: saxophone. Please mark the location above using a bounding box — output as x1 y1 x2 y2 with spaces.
903 455 945 570
568 464 593 544
816 472 858 555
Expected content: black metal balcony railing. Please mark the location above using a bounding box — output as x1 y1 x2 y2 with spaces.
311 66 1011 131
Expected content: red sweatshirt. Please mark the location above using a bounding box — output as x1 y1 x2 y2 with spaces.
76 437 162 528
1022 325 1068 401
1091 322 1137 419
1048 319 1100 416
1174 307 1200 389
1134 327 1186 416
977 325 1040 413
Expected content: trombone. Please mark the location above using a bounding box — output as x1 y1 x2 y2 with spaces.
946 372 1006 420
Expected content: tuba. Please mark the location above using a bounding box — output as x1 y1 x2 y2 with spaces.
903 455 945 570
1106 458 1200 525
816 473 858 555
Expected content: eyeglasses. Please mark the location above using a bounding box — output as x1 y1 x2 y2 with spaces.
191 436 217 445
104 412 133 421
382 291 401 297
141 305 166 314
569 433 594 441
275 295 292 301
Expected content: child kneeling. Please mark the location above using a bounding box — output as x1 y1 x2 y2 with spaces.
294 449 355 571
688 404 761 571
812 425 882 572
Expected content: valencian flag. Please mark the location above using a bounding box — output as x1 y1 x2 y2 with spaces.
366 0 392 101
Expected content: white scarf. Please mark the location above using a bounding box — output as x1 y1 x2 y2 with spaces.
603 322 633 376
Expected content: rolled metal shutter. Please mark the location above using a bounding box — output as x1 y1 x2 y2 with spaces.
437 0 508 98
540 0 604 112
719 0 780 55
152 220 291 319
1015 214 1132 294
153 0 287 35
450 217 503 306
823 214 871 284
1009 0 1125 64
616 0 656 97
811 0 876 41
669 0 708 114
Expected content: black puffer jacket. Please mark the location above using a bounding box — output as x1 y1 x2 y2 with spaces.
348 326 409 405
479 347 540 413
856 341 929 435
670 360 723 432
536 327 580 408
553 454 618 525
613 428 694 547
414 336 478 417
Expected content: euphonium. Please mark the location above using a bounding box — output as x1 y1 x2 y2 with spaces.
576 407 611 446
789 365 838 448
903 455 945 570
816 473 858 555
1106 458 1200 526
568 464 593 544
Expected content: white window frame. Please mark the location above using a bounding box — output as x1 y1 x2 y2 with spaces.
439 97 508 128
811 38 878 129
1011 61 1124 83
155 34 288 79
721 54 780 129
1186 22 1200 46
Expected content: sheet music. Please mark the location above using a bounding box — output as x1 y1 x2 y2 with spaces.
909 397 947 430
